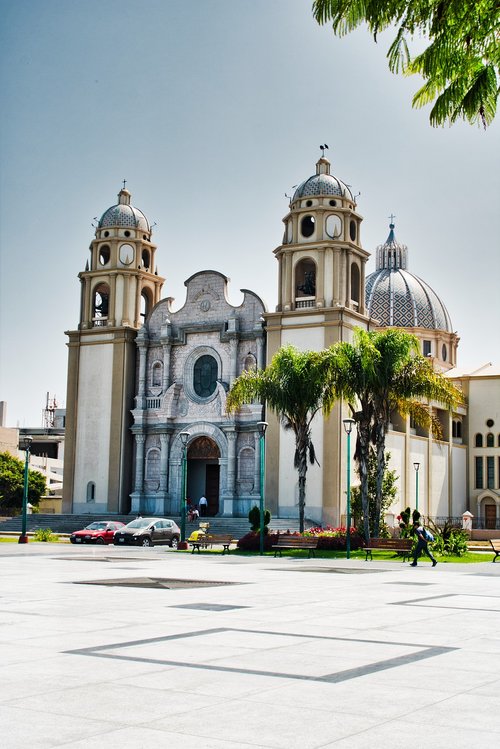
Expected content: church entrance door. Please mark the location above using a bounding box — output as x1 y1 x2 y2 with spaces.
187 436 221 517
485 504 496 529
205 464 220 516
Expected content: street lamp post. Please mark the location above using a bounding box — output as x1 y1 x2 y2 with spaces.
179 432 190 549
257 421 268 556
343 418 355 560
413 462 420 513
19 436 33 544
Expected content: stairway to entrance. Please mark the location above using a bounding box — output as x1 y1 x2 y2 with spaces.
0 514 311 536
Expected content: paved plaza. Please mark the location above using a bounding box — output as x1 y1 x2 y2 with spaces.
1 544 499 748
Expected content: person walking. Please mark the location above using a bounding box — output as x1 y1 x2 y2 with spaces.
198 495 208 516
410 520 437 567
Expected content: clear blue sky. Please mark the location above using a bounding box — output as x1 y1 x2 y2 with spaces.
1 0 499 427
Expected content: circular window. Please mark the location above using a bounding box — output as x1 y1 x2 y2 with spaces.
99 245 110 265
301 215 315 238
326 214 342 239
124 230 131 237
442 344 447 361
349 220 357 242
486 418 494 428
104 231 110 237
329 200 336 207
119 243 134 265
194 355 218 398
306 200 313 207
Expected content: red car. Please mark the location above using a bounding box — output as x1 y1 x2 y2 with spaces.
70 521 125 545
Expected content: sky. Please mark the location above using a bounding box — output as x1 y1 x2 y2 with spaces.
1 0 499 428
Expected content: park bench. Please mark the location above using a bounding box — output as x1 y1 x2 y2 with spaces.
272 535 318 558
490 539 500 562
189 534 234 555
364 538 413 562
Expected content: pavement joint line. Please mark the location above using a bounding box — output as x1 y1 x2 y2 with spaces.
63 626 458 685
389 592 500 612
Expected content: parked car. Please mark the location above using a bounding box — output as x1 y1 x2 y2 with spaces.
113 517 181 547
70 521 125 545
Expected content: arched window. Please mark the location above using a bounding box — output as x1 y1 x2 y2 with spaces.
486 433 494 447
93 283 110 324
295 258 316 298
238 447 254 482
193 355 218 398
145 448 160 481
86 481 96 502
244 353 257 372
140 289 153 322
350 263 360 304
152 361 162 387
475 433 483 447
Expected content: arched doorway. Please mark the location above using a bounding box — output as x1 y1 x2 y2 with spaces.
187 436 221 516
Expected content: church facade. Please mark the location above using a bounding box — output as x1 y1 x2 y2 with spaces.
62 157 499 529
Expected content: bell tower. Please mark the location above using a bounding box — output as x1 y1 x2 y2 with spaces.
265 153 373 527
63 187 165 515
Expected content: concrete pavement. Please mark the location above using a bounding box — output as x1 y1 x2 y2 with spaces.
1 543 499 748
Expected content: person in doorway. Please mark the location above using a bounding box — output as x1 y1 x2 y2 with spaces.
198 495 208 516
410 520 437 567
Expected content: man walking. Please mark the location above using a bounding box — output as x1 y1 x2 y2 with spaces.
411 520 437 567
198 495 208 516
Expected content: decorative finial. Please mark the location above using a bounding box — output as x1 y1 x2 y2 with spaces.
320 144 329 158
389 213 396 227
122 179 127 190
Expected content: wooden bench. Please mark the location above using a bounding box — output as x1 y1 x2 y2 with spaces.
364 538 413 562
189 534 234 555
490 539 500 562
272 535 318 558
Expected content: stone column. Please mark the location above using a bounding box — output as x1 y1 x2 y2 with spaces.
229 338 238 385
159 433 170 492
254 431 261 495
134 434 146 493
160 321 172 392
225 430 237 498
135 331 148 409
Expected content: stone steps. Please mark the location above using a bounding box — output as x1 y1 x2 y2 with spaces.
0 513 310 535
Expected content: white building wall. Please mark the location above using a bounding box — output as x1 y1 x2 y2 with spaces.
452 445 467 516
73 343 114 511
431 442 449 517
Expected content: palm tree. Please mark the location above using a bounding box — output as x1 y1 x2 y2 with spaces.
322 329 464 540
226 345 337 533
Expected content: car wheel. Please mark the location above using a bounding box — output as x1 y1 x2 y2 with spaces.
70 538 76 544
170 536 179 549
141 537 153 547
95 537 105 545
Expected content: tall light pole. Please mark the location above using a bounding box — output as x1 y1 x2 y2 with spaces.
179 432 190 549
343 419 355 559
257 421 268 556
413 462 420 514
19 436 33 544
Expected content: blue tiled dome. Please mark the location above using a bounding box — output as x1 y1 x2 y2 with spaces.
292 157 353 202
98 188 150 231
365 225 453 332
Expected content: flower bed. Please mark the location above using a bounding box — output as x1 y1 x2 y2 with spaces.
237 526 364 552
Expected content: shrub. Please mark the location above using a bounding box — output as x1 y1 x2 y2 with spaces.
33 528 58 543
432 527 468 556
248 505 271 533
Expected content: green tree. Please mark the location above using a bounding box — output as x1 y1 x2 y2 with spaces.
226 345 337 533
351 449 398 538
0 451 47 511
322 329 463 540
312 0 499 128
